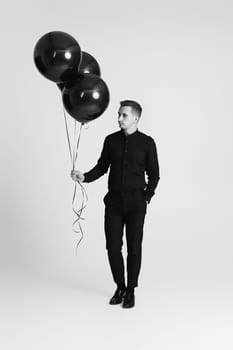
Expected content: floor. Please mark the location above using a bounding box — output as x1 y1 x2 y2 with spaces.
1 269 233 350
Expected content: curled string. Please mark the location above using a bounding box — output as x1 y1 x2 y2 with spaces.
63 106 89 255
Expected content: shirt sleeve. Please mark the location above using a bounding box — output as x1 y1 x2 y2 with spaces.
144 137 160 203
83 136 111 183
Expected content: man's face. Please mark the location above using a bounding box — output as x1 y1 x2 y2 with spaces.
118 106 138 130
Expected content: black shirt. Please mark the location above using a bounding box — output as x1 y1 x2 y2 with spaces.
83 128 160 203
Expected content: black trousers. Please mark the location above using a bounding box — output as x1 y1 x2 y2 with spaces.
103 189 147 288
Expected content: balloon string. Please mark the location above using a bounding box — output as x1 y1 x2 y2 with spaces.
72 121 89 255
73 120 83 168
62 106 89 255
72 181 88 256
72 119 77 170
63 106 73 166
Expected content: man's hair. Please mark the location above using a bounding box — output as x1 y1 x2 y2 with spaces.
120 100 142 117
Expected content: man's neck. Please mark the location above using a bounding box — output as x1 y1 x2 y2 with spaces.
122 126 138 136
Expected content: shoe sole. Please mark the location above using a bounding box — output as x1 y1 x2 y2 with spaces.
122 303 135 308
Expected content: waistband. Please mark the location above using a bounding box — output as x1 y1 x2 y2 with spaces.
108 188 145 194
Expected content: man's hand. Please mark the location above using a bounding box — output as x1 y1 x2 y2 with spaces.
70 170 85 182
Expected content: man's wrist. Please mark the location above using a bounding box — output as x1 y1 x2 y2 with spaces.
144 191 151 204
83 173 88 182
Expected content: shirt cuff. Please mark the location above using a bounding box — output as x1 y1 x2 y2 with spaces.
83 173 89 182
144 191 152 204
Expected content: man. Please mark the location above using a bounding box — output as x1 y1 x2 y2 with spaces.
71 100 160 308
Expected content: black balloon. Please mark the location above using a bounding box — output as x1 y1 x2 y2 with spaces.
33 31 82 83
57 51 101 92
57 82 66 91
79 51 101 76
62 73 110 123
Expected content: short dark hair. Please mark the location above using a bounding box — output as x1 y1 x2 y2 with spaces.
120 100 142 117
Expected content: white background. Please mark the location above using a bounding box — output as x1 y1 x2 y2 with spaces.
1 0 233 349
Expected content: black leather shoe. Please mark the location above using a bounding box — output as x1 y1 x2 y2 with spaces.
109 287 126 305
122 290 135 308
